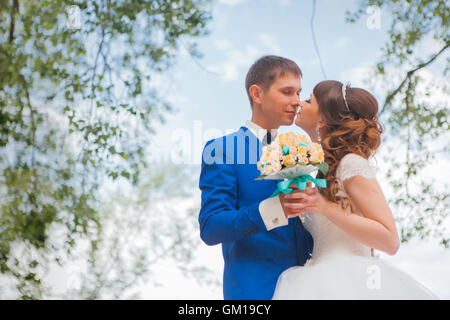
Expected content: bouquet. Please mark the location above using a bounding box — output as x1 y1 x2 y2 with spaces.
256 132 329 198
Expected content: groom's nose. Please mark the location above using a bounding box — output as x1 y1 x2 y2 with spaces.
299 100 308 109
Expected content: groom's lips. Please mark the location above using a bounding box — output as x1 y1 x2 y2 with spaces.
285 111 296 116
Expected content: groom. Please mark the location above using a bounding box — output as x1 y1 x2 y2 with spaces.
198 55 314 300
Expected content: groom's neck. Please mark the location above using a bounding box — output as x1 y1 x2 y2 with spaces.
251 114 278 131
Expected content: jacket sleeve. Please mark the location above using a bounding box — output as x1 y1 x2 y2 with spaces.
198 138 268 246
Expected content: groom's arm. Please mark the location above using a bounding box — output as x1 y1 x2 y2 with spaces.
198 139 288 246
259 196 289 230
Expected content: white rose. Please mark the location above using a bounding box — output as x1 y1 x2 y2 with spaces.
270 149 282 162
262 164 274 175
271 161 282 172
271 141 282 152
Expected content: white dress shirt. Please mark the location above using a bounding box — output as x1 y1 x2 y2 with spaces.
243 120 289 231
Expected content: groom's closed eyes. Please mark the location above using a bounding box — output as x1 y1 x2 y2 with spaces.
280 86 302 97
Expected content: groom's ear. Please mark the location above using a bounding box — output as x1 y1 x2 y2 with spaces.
249 84 263 105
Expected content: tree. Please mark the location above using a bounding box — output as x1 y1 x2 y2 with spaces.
59 162 218 299
346 0 449 248
0 0 211 299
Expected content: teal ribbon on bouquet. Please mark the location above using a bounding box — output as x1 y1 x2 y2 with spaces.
270 174 327 198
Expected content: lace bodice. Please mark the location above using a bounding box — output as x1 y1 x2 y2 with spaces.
303 153 376 264
335 153 376 195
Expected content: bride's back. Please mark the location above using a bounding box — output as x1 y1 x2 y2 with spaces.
303 153 375 263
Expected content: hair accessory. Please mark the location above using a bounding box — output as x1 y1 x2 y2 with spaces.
341 82 350 111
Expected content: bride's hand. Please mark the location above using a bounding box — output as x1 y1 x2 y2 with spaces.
279 183 317 218
283 185 327 216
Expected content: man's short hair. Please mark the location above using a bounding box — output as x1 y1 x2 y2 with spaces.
245 55 302 107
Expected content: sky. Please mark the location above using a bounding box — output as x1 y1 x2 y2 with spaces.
136 0 450 299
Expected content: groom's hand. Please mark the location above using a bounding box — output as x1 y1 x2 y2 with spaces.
279 183 319 218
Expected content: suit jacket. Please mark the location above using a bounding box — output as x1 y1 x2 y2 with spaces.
198 126 314 299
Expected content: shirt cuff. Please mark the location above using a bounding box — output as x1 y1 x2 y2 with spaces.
258 195 289 231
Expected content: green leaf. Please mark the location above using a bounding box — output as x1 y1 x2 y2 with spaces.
254 175 267 180
317 162 329 175
120 171 130 179
119 152 127 160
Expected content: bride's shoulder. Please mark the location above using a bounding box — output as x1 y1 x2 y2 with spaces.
338 153 369 166
336 153 376 182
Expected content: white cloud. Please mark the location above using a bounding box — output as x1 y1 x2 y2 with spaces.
208 44 263 81
208 34 285 82
339 62 375 85
228 45 261 65
214 38 233 50
214 62 239 81
258 33 282 54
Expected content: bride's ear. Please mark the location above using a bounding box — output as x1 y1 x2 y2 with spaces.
317 118 326 129
249 84 263 105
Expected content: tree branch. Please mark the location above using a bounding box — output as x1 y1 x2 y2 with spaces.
18 73 38 194
311 0 327 79
380 41 450 115
8 0 19 43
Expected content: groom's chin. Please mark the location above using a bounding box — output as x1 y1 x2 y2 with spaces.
282 118 295 126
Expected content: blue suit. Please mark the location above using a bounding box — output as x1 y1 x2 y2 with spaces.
198 126 313 300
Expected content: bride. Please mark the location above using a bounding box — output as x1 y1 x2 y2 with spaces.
272 80 438 300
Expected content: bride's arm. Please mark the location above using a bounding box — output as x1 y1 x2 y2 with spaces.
287 177 400 255
325 176 399 255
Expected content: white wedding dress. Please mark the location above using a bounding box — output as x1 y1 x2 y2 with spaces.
272 153 438 300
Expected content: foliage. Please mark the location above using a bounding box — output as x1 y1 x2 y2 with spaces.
347 0 449 248
0 0 211 298
59 163 218 299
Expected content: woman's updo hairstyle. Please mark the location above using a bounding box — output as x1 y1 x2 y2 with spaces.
314 80 383 208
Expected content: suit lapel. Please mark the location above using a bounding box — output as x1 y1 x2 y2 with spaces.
239 126 262 160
